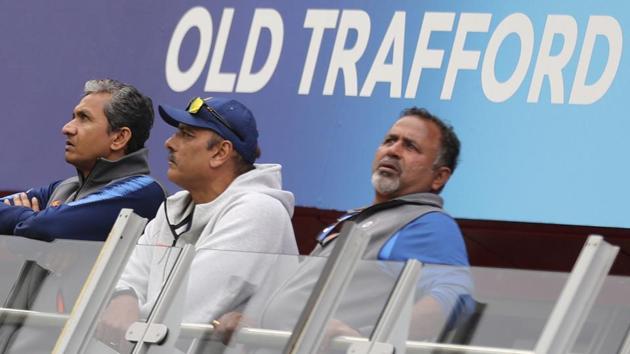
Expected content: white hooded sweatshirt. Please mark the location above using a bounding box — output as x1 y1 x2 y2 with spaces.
117 164 297 323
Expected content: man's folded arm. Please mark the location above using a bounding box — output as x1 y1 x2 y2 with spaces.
2 176 164 241
0 182 60 235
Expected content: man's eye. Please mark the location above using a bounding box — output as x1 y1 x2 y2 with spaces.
405 142 419 151
383 137 395 145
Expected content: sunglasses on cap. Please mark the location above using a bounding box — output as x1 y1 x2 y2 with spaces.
186 97 243 141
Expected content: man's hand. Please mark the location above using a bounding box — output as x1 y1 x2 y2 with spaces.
320 319 361 353
96 293 140 351
5 193 40 211
212 311 251 346
211 315 361 351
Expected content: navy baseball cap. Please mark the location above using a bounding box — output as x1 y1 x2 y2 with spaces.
159 97 259 163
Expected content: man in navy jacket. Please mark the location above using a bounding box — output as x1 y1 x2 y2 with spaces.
0 79 165 241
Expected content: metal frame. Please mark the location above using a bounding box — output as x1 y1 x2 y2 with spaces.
134 244 195 354
361 259 422 354
283 220 371 354
0 309 538 354
196 325 536 354
0 307 67 327
619 324 630 354
52 209 148 354
4 229 621 354
534 235 619 354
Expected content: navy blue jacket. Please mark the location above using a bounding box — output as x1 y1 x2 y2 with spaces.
0 149 165 241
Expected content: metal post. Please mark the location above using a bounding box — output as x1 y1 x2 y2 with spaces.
133 244 195 354
283 221 370 354
619 324 630 354
359 259 422 354
534 235 619 354
53 209 148 354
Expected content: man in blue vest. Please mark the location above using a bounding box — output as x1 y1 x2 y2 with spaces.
215 107 473 349
0 79 165 241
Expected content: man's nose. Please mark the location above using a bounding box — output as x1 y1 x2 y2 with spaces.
164 134 175 150
384 140 403 157
61 120 75 135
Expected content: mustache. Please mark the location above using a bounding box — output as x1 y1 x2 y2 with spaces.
167 152 176 165
376 157 401 172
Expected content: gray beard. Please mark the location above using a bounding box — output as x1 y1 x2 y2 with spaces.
371 171 400 196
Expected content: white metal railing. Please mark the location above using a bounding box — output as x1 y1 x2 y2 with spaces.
0 234 621 354
0 308 533 354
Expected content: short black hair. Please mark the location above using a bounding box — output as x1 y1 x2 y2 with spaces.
84 79 154 154
400 107 460 173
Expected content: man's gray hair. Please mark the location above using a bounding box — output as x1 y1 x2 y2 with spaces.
206 133 260 176
84 79 154 153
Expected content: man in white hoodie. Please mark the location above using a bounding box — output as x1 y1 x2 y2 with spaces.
97 97 297 349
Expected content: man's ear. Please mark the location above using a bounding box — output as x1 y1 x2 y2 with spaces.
110 127 132 152
209 140 234 168
431 166 452 192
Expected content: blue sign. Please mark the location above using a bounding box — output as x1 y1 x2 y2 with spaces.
0 0 627 227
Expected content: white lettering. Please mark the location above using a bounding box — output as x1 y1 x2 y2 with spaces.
360 11 406 98
481 13 534 103
441 12 492 100
405 12 455 99
527 15 577 104
165 7 623 104
570 16 623 105
299 10 339 95
235 9 284 93
166 7 213 92
323 10 371 96
204 8 237 92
